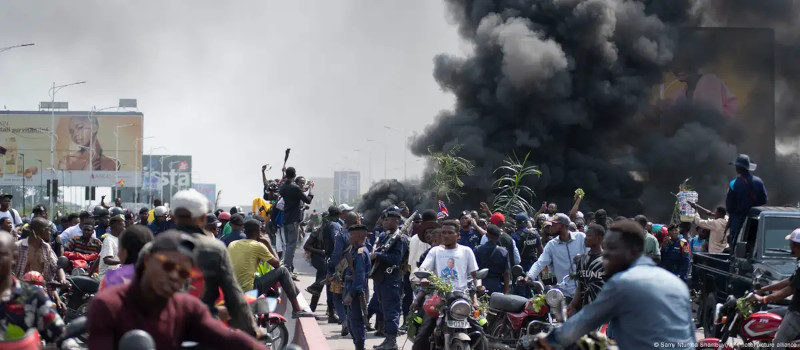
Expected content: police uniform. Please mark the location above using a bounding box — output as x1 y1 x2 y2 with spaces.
662 237 690 280
344 243 371 350
516 227 542 272
371 213 409 350
475 241 510 294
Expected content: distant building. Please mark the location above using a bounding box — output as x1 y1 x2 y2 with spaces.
334 171 360 206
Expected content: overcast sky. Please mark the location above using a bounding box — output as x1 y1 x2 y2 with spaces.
0 1 463 206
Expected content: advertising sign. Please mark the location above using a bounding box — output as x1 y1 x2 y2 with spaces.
191 183 216 206
0 111 143 187
141 155 192 201
334 171 360 205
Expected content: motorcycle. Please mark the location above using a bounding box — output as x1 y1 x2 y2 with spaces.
484 265 568 350
56 256 99 323
414 268 490 350
0 316 86 350
698 291 800 349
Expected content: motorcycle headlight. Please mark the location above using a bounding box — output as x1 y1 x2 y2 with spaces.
449 299 471 321
546 289 564 308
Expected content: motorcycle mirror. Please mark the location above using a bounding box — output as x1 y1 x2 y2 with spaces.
120 329 156 350
511 265 524 277
63 316 87 340
475 268 489 280
414 271 431 280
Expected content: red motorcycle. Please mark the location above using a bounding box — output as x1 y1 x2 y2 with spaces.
484 266 566 350
699 293 800 349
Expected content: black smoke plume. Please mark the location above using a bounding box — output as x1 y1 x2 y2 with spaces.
362 0 800 220
357 179 426 226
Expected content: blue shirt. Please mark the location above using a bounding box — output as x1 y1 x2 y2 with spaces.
221 230 246 246
328 228 351 275
373 229 408 279
480 234 521 264
474 241 509 294
323 220 343 257
662 238 690 279
546 257 696 349
726 173 767 217
526 231 586 297
458 228 481 250
344 245 371 297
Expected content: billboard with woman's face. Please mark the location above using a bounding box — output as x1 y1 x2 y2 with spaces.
0 111 143 186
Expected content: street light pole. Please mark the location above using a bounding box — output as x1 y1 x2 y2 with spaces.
135 137 154 210
0 43 34 55
37 160 42 204
147 146 166 206
48 81 85 216
20 153 25 215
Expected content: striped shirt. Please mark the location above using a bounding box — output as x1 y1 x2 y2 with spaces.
65 236 103 255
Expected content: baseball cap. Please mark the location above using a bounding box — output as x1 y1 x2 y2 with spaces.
327 205 341 217
515 213 529 223
218 212 231 221
229 214 245 226
154 206 168 217
338 204 354 212
786 228 800 243
490 212 505 226
548 213 571 226
206 213 220 227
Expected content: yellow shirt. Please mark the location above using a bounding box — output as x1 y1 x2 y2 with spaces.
252 197 271 221
227 239 275 291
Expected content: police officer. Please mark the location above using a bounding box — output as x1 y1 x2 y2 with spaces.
344 224 371 350
475 224 510 294
661 224 690 281
458 211 485 250
371 210 408 350
513 213 543 272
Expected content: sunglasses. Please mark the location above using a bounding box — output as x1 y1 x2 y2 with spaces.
152 254 192 279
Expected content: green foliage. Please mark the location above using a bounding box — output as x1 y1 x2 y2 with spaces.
426 271 454 294
574 188 585 201
528 294 547 313
427 144 475 201
736 297 758 319
492 152 541 216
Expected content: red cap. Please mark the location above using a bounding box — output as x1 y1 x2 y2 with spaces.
219 212 231 221
490 212 505 226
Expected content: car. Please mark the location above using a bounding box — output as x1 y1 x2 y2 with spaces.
692 206 800 337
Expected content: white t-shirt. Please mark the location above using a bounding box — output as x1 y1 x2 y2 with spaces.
98 234 120 276
60 225 83 245
0 209 22 229
420 245 478 291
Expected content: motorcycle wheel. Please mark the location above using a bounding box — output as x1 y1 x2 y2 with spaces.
451 339 471 350
702 293 717 338
266 322 289 350
487 320 515 343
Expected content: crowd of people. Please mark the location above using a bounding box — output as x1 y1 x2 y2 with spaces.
0 152 785 349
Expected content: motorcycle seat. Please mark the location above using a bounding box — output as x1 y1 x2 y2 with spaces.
69 276 99 294
489 293 529 313
767 307 788 318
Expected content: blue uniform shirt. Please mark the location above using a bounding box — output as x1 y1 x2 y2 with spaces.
344 245 371 297
475 241 510 294
458 227 482 250
328 227 351 275
373 229 408 279
662 238 690 279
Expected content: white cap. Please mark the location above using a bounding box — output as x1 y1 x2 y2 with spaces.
338 204 354 212
171 189 210 218
154 206 169 216
786 228 800 243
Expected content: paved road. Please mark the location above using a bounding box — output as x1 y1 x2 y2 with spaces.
294 251 411 350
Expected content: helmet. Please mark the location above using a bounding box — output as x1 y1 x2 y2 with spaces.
22 271 44 287
154 206 168 217
93 206 110 217
110 207 125 217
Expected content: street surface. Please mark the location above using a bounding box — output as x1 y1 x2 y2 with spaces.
294 249 410 350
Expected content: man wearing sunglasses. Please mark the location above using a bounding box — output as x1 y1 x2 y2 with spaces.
87 230 267 350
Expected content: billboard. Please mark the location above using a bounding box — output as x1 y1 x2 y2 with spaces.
0 111 143 187
334 171 360 205
141 155 192 202
191 183 216 207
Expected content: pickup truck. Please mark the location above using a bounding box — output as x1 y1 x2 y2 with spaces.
692 206 800 337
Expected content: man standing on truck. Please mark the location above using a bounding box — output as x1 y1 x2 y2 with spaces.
750 228 800 349
726 154 767 245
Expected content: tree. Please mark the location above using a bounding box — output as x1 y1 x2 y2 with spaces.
492 152 541 216
427 144 475 202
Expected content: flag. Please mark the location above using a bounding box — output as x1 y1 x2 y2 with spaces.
117 179 124 187
437 200 449 219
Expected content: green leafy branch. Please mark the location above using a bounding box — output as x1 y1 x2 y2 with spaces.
427 144 475 202
492 152 541 215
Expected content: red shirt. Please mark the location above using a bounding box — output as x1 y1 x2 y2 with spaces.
87 281 265 350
